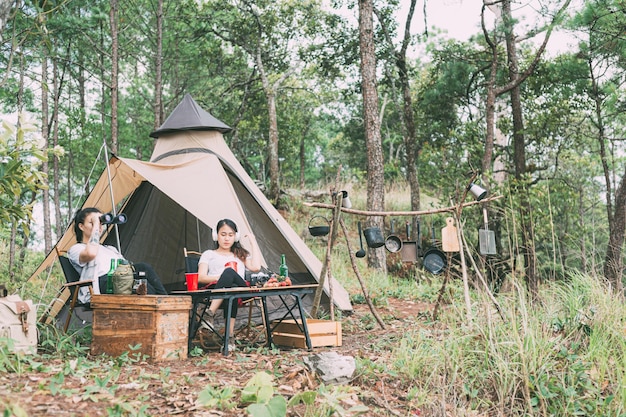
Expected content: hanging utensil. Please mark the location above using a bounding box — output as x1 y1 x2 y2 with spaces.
356 221 366 258
400 221 418 262
423 223 447 274
479 207 497 255
441 217 460 252
384 219 403 253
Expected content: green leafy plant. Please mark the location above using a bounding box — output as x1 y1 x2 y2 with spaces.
105 402 150 417
37 323 91 357
312 384 369 416
197 385 237 410
241 371 287 417
1 401 29 417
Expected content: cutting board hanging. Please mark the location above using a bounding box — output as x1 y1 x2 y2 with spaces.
479 207 497 255
441 217 460 252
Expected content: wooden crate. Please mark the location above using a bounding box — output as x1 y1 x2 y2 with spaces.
272 319 342 348
91 295 191 361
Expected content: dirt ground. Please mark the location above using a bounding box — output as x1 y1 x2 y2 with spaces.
0 298 434 416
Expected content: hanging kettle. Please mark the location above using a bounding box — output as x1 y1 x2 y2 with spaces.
308 215 330 237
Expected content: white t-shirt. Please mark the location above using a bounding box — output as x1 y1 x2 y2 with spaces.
67 243 125 300
198 250 246 279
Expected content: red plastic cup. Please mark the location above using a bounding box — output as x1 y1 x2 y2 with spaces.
224 261 237 272
185 273 198 291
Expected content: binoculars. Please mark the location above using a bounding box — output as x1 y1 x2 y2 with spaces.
99 213 127 225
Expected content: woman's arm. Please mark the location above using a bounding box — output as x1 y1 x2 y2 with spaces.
242 233 262 272
197 261 219 285
79 222 101 265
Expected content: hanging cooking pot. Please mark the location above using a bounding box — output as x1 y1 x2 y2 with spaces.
422 223 447 275
384 219 403 253
363 225 385 248
308 215 330 237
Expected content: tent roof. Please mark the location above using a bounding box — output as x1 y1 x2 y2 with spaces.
149 94 232 137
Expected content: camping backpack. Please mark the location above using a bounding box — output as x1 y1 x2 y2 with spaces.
0 285 37 354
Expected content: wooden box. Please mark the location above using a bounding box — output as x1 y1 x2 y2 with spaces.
91 295 191 361
272 319 342 348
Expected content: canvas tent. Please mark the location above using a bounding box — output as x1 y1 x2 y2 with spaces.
35 94 351 327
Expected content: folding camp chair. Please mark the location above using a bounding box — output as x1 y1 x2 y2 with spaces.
183 248 266 345
56 248 94 332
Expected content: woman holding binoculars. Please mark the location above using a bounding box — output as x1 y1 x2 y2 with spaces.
67 207 167 303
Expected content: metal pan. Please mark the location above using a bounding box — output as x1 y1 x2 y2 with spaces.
400 221 419 262
385 219 403 253
479 207 497 255
422 224 447 274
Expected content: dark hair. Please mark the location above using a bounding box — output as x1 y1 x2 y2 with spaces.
215 219 249 261
73 207 102 242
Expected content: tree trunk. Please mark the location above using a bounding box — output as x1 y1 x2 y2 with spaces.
299 122 310 189
52 52 63 241
578 188 588 273
604 165 626 293
267 91 280 205
359 0 386 270
299 131 305 189
588 54 624 290
481 41 498 183
41 46 52 254
256 50 281 206
154 0 163 131
8 46 26 280
109 0 119 154
396 0 421 234
0 0 13 34
502 0 537 297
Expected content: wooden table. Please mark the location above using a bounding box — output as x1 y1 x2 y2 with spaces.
172 284 318 355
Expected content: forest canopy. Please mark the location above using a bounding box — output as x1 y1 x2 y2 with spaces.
1 0 625 294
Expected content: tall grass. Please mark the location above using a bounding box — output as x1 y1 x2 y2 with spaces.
294 182 625 415
383 272 625 416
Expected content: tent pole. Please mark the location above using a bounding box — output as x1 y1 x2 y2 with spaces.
102 145 122 253
196 217 201 250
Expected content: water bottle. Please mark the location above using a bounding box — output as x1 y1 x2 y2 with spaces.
106 258 117 294
279 254 288 277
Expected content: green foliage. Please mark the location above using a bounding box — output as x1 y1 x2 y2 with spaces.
306 384 369 416
197 385 237 410
242 372 287 417
0 115 55 235
38 323 91 357
361 272 626 416
0 402 29 417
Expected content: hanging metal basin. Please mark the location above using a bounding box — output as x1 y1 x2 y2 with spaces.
308 215 330 237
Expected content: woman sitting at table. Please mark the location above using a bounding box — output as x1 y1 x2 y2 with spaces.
197 218 261 337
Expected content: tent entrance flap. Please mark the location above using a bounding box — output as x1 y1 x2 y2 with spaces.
103 181 212 293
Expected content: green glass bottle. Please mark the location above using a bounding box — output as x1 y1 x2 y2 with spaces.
105 258 117 294
279 254 288 277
